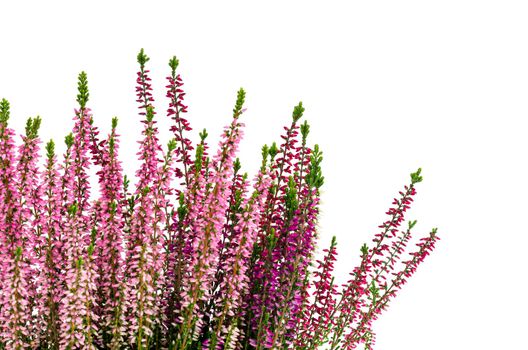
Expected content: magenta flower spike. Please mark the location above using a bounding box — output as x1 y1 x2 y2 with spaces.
166 55 193 190
295 235 339 349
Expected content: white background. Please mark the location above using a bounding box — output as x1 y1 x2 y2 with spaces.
1 1 527 348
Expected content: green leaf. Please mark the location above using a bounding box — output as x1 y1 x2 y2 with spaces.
233 88 246 116
261 144 269 170
112 116 118 129
268 142 278 160
0 98 10 123
146 105 155 122
194 143 204 172
169 55 179 76
46 139 55 159
76 71 90 109
31 116 41 139
65 133 74 149
199 128 208 141
167 138 177 152
300 120 310 142
15 246 22 258
87 243 95 256
361 243 369 256
431 228 438 237
410 168 423 184
25 117 33 137
307 144 324 189
91 227 97 244
234 158 241 174
123 175 130 190
137 48 150 67
68 202 78 216
292 101 305 122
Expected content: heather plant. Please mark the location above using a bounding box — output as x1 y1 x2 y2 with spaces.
0 49 439 350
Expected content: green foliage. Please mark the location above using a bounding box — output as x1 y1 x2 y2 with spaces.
330 235 337 248
199 128 208 142
360 243 369 256
306 144 324 189
300 120 310 142
123 174 130 192
233 88 246 117
137 48 150 67
87 243 95 257
110 201 118 216
91 228 97 245
285 176 299 218
68 202 78 216
65 133 74 149
369 280 380 303
261 144 269 160
76 71 90 109
167 138 177 153
46 139 55 159
261 144 269 170
233 158 241 174
146 105 155 123
411 168 423 184
112 116 118 130
268 142 278 161
169 56 179 77
292 101 305 122
15 245 23 258
267 228 278 250
194 143 204 172
109 136 116 156
142 186 150 196
0 98 10 123
177 192 187 223
25 116 41 139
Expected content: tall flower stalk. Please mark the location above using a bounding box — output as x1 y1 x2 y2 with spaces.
0 50 440 350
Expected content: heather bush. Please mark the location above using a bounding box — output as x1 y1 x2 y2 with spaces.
0 49 439 350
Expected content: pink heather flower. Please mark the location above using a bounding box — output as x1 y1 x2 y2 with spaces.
59 252 98 350
0 54 440 350
124 50 168 347
59 100 98 349
17 119 46 347
0 108 18 342
0 247 30 350
92 118 127 347
209 170 271 350
177 89 246 348
38 140 63 348
0 115 42 349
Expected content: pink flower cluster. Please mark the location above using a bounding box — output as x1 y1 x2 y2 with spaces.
0 50 439 350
